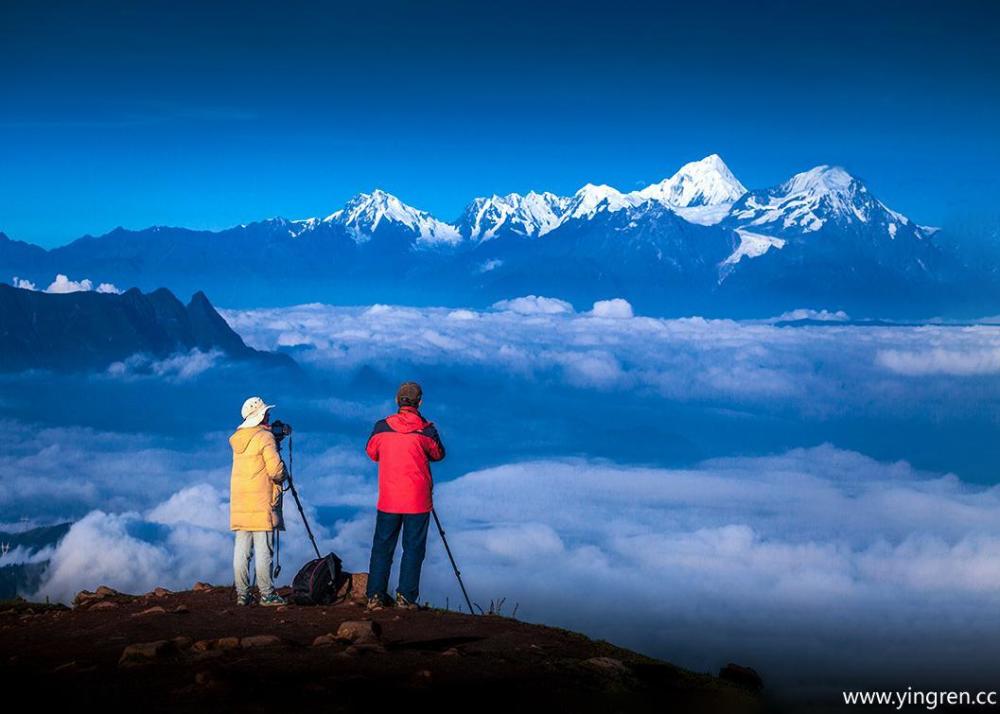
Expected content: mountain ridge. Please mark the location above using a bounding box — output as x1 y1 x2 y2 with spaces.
0 284 293 373
3 155 897 248
0 155 987 317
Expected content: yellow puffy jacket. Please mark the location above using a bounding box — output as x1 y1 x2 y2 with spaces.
229 425 286 531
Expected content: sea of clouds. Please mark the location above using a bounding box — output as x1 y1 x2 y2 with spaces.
219 299 1000 421
8 297 1000 697
15 433 1000 696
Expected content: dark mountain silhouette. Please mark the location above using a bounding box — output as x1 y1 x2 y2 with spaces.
0 284 292 373
0 523 71 551
0 231 48 269
0 523 72 599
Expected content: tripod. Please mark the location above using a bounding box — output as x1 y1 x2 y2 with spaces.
273 434 327 579
432 508 475 614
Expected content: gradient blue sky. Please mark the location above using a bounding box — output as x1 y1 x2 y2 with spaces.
2 0 998 247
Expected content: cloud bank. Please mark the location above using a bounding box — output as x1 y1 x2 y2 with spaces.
22 435 1000 694
9 274 121 294
11 300 1000 697
491 295 574 315
0 420 229 520
105 348 224 381
876 345 1000 376
220 301 1000 420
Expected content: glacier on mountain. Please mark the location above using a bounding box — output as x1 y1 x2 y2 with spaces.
723 229 786 266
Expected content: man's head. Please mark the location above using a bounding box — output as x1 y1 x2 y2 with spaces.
396 381 423 409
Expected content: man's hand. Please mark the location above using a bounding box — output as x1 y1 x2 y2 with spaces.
272 461 289 484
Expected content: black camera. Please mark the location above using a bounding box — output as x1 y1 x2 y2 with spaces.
270 419 292 441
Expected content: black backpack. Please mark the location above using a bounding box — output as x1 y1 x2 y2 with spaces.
291 553 351 605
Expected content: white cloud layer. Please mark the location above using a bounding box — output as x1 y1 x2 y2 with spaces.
491 295 574 315
45 274 122 294
105 348 223 381
876 346 1000 376
219 302 1000 418
11 302 1000 697
20 434 1000 694
773 308 850 322
0 420 229 519
589 298 634 318
10 273 122 294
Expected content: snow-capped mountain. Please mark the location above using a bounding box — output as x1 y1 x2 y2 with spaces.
0 154 977 318
714 165 939 281
727 165 921 239
632 154 747 225
458 192 570 241
459 154 747 240
316 189 461 245
561 183 644 222
457 183 643 241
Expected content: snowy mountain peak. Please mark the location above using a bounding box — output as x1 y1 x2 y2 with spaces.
566 183 642 221
638 154 747 207
632 154 747 226
729 165 916 238
458 157 749 238
698 153 727 169
782 165 857 196
325 188 404 222
278 159 919 251
459 191 570 240
324 189 461 245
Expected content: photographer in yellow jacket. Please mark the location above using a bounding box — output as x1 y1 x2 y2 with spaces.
229 396 287 607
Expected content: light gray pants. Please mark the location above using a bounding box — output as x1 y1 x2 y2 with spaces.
233 530 275 598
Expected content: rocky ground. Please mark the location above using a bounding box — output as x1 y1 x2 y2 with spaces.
0 579 762 713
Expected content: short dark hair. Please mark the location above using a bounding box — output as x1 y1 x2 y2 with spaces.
396 381 423 408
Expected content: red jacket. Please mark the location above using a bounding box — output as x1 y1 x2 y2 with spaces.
365 406 445 514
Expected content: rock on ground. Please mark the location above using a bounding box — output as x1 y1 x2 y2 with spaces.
336 619 382 644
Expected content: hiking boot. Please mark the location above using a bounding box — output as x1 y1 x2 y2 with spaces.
395 592 424 610
259 592 287 607
236 592 253 607
366 593 391 611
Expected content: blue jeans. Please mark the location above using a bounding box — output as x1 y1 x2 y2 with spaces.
366 510 430 603
233 530 275 598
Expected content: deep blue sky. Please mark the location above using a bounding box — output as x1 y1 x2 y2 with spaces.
2 0 998 247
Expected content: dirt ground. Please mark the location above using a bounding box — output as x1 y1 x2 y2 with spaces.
0 585 761 713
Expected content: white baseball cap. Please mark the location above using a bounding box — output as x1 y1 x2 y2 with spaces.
239 396 275 429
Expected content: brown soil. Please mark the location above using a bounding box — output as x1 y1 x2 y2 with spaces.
0 586 761 713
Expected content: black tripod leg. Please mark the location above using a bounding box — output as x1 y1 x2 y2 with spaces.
432 508 475 614
283 436 338 597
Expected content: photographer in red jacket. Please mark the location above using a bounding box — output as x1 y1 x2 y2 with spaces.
364 381 445 610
